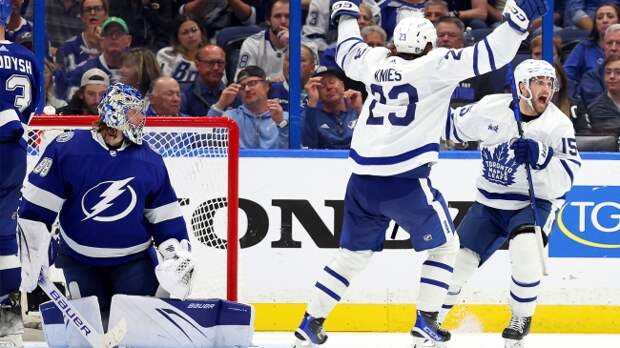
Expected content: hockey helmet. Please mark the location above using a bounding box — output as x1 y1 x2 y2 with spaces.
513 59 559 100
393 16 437 55
0 0 11 27
98 82 146 145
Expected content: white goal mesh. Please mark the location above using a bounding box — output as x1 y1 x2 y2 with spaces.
26 116 239 301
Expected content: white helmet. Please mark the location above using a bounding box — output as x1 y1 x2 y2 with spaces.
513 59 559 101
393 16 437 55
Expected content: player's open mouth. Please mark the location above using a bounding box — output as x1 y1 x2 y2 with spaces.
538 96 548 104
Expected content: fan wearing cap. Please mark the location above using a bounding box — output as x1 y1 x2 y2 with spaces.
292 0 550 346
62 16 131 101
302 66 362 149
208 65 289 149
57 68 110 115
0 1 43 347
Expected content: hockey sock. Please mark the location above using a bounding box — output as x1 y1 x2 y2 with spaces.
438 248 480 323
307 248 372 318
0 254 20 297
417 234 459 313
509 233 542 317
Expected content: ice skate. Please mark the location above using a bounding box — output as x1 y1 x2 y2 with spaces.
292 312 327 347
502 316 531 348
0 292 24 348
411 310 450 348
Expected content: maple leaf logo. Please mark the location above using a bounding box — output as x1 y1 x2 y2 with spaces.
481 143 518 186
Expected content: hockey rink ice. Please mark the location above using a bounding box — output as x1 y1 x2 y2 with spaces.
24 332 620 348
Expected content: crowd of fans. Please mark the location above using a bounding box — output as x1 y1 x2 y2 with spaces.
9 0 620 150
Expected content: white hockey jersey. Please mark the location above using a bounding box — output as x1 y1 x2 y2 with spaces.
236 30 286 80
448 94 581 210
335 18 528 176
156 47 198 87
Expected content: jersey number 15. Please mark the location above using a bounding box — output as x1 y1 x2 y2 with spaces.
367 83 419 126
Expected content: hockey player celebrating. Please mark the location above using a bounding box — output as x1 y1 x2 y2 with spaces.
440 59 580 348
17 83 196 323
292 0 548 346
0 0 42 346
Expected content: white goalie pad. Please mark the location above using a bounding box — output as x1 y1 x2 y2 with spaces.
39 296 104 348
108 295 255 348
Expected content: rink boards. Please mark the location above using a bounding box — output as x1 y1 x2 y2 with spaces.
27 150 620 333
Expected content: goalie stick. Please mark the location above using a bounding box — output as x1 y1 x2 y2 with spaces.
37 270 127 348
507 63 550 276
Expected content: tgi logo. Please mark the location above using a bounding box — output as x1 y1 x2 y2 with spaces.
551 186 620 258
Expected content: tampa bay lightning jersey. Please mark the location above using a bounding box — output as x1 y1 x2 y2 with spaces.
335 19 527 176
156 47 198 89
56 34 99 73
19 130 188 266
448 94 581 210
0 40 41 144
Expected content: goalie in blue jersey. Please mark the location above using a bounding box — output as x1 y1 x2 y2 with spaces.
0 0 42 346
17 83 196 323
293 0 549 346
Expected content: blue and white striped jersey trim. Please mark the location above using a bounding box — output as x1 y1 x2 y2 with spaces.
144 201 183 224
60 226 152 258
22 183 65 213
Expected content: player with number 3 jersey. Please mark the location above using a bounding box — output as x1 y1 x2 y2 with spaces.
292 0 549 346
0 0 42 346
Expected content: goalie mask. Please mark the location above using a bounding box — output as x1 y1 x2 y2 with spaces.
98 82 146 145
514 59 559 108
393 16 437 55
0 0 11 26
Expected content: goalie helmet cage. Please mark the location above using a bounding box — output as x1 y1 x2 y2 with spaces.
27 116 239 302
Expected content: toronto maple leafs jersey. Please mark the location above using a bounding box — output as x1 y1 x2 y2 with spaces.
448 94 581 210
0 40 42 145
335 18 527 176
156 47 198 88
19 130 188 266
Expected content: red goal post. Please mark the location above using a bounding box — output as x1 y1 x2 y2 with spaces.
27 116 240 301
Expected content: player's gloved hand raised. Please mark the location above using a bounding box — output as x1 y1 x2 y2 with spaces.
155 238 196 300
331 0 361 26
510 138 554 170
503 0 548 33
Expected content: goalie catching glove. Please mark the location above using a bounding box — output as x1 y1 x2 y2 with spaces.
155 238 196 300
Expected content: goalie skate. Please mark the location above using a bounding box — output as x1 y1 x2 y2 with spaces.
292 313 327 347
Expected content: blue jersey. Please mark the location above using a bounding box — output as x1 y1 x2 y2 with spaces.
56 34 97 73
19 130 188 266
0 40 41 144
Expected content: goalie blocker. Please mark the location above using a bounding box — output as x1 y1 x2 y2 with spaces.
40 295 255 348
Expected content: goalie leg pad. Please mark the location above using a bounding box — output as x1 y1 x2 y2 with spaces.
307 248 372 318
40 296 103 348
108 295 254 348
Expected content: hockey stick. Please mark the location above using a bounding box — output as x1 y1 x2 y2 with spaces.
37 270 127 348
507 64 549 276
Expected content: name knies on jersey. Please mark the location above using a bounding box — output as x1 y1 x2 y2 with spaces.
374 68 402 82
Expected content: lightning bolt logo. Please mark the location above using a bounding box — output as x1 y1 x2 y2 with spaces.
81 177 137 222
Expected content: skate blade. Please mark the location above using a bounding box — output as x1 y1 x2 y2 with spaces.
293 337 317 348
504 338 525 348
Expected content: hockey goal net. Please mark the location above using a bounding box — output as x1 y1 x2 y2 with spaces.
26 116 239 301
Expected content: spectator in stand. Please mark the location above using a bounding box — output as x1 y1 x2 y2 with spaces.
208 66 289 149
43 60 68 112
146 77 186 116
120 47 161 96
424 0 450 25
56 0 108 75
357 3 376 29
5 0 32 42
436 17 493 108
57 68 110 115
381 0 428 41
25 0 82 48
587 54 620 133
157 14 206 90
270 44 318 111
182 44 227 116
303 67 362 149
579 23 620 107
179 0 259 39
107 0 176 51
565 2 619 101
236 0 290 80
361 25 387 47
445 0 489 29
531 35 571 115
565 0 613 31
63 16 132 101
